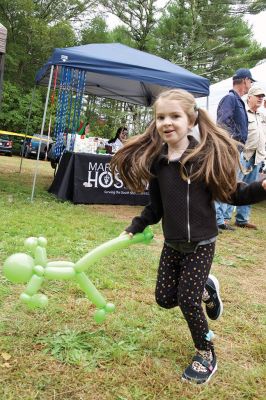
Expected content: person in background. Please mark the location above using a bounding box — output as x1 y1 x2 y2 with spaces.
111 88 266 384
259 98 266 175
215 68 255 231
84 123 90 136
77 121 91 136
230 86 266 229
108 126 128 152
262 98 266 117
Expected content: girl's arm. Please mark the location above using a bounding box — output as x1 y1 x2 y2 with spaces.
229 179 266 206
125 177 163 234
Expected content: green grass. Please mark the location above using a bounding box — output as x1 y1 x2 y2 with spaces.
0 156 265 400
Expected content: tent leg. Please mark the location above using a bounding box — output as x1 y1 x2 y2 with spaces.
19 86 36 173
30 65 54 202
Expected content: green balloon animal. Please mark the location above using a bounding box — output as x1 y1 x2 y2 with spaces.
3 227 153 323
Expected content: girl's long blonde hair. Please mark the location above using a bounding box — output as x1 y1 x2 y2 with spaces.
111 89 241 202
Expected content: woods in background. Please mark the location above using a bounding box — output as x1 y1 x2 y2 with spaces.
0 0 265 135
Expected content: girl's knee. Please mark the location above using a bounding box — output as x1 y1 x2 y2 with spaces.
155 294 178 309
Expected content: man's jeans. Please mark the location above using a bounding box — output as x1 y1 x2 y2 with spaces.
215 153 261 225
215 201 228 226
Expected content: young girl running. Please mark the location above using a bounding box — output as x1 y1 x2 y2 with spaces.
110 89 266 384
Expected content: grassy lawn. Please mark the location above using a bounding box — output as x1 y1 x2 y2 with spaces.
0 155 265 400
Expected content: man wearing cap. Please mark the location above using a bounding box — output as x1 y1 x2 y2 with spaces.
215 68 255 231
217 68 255 144
233 86 266 229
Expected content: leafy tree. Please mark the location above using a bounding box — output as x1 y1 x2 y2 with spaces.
1 0 265 135
1 3 72 87
80 16 110 44
49 22 77 49
26 0 98 24
248 0 266 13
0 0 96 87
229 0 266 14
0 81 44 133
84 96 152 138
109 25 136 48
151 0 266 82
99 0 163 50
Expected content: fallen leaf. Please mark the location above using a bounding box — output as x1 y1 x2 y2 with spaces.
1 352 11 361
1 362 11 368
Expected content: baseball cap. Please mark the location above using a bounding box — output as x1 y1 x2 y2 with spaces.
233 68 256 82
248 86 265 97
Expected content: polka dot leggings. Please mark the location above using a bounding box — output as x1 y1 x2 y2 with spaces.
155 242 215 351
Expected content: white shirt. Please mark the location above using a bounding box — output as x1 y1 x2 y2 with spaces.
244 104 266 164
112 138 124 152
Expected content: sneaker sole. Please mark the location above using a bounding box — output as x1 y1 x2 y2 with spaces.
181 363 218 385
207 274 223 320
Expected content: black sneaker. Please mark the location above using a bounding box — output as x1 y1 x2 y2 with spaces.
182 347 217 384
204 274 223 320
218 224 235 231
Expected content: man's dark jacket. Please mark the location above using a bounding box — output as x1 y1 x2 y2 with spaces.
217 89 248 144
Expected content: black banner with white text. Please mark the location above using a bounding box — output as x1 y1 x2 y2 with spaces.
49 152 150 206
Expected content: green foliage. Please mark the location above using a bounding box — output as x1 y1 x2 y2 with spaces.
84 96 152 138
99 0 158 50
0 0 79 86
80 16 111 44
40 329 105 367
231 0 266 14
109 26 136 48
1 0 266 134
151 0 265 82
0 81 44 133
49 21 77 48
39 328 144 369
249 0 266 13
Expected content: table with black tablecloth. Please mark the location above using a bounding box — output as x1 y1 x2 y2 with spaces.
48 151 150 205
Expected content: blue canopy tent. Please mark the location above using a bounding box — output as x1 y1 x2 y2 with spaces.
31 43 209 201
35 43 209 105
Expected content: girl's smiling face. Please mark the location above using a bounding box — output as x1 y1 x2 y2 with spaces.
155 99 193 149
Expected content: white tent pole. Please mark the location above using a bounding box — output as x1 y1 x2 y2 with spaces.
30 65 54 202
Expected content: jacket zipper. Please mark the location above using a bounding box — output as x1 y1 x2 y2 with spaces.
178 162 193 242
187 176 191 242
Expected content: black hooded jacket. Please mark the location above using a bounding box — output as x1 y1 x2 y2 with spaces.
126 137 266 243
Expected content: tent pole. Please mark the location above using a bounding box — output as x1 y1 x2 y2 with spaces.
30 65 54 202
19 85 36 173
